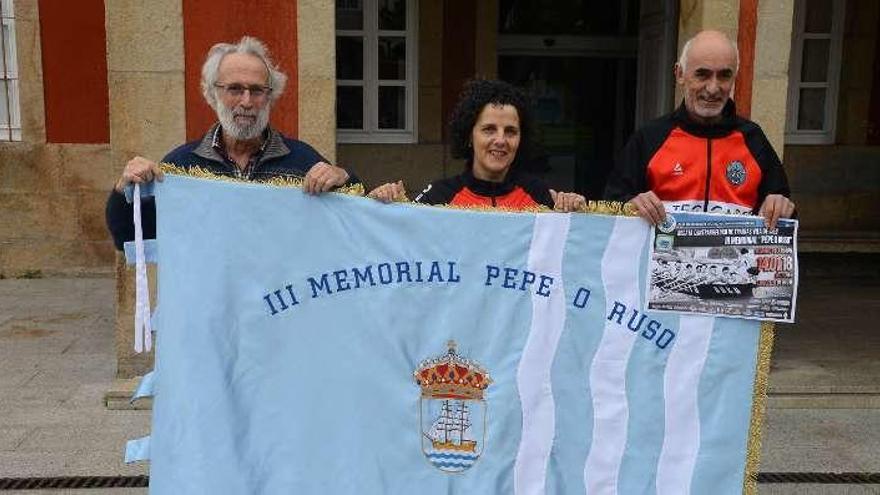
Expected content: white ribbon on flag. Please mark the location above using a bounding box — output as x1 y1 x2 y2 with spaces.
133 183 153 352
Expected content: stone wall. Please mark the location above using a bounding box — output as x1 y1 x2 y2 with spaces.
0 0 115 277
785 145 880 234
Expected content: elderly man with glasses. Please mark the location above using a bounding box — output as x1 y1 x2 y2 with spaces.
106 36 357 250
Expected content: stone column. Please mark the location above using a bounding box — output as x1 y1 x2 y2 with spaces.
105 0 185 404
297 0 336 163
750 0 795 158
676 0 741 104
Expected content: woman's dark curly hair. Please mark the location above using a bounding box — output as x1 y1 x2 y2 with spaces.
448 79 534 172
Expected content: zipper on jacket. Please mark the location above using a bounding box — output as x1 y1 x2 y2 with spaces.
490 182 497 207
703 138 712 212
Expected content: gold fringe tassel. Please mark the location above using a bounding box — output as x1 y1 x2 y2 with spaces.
159 165 637 217
743 321 775 494
158 163 366 197
423 199 639 215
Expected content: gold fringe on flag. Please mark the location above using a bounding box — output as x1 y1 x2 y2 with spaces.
159 164 638 217
743 321 775 494
158 163 366 197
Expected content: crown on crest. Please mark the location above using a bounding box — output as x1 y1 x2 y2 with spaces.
414 340 492 400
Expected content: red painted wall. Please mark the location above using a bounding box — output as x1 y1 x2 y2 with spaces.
38 0 109 143
441 0 476 140
182 0 298 141
734 0 758 118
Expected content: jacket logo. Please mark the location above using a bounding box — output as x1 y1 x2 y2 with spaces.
414 184 432 202
414 340 492 473
726 161 747 186
672 162 684 176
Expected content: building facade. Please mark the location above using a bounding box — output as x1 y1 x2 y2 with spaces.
0 0 876 278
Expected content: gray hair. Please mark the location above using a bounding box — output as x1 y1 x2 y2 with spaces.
677 32 740 74
201 36 288 108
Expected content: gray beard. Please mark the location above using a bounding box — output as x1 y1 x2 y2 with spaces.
216 103 271 141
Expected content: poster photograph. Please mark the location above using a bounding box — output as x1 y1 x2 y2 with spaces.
647 212 799 323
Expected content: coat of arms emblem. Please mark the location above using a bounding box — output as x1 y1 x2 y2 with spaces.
726 160 747 186
413 340 492 473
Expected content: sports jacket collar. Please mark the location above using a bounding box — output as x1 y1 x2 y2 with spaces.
461 168 521 197
193 123 291 165
672 100 742 138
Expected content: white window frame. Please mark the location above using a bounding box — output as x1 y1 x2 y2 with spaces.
336 0 418 144
785 0 845 145
1 0 21 142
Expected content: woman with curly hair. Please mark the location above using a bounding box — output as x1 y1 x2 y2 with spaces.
368 79 585 211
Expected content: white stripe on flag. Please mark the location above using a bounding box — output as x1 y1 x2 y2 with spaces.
515 213 572 495
655 315 715 494
584 217 648 495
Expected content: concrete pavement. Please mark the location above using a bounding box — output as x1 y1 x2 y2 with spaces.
0 253 877 493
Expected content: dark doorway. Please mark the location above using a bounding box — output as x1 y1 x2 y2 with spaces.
497 0 677 199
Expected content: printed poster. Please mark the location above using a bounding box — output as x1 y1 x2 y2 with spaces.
647 212 798 323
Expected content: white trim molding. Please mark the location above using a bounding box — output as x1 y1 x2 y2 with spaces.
336 0 418 144
0 0 21 142
785 0 845 145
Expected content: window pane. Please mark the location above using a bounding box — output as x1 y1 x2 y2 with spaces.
0 79 9 125
378 86 405 129
378 36 405 80
801 39 830 82
804 0 832 33
0 0 11 19
798 88 826 130
336 36 363 80
337 86 364 129
378 0 406 30
336 0 363 30
1 23 9 77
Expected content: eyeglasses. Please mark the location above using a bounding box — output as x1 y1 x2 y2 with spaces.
214 83 272 99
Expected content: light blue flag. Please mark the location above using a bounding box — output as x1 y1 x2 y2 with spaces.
143 174 765 494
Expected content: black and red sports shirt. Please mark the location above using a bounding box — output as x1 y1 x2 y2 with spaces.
414 170 553 210
605 101 791 215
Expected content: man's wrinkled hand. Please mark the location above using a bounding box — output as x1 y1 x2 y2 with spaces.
303 162 350 195
550 189 587 212
758 194 795 230
628 191 666 226
115 156 164 193
367 181 407 203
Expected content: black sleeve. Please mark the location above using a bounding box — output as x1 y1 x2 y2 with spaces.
604 130 648 202
342 168 362 187
295 140 362 187
604 118 675 202
105 189 157 251
519 175 554 209
413 178 458 205
742 123 792 214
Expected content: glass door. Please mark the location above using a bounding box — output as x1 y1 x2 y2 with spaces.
497 0 639 198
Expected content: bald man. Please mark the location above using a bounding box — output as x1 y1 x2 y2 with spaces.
605 30 794 229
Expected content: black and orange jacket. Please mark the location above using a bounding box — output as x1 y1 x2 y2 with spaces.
414 169 553 210
604 101 791 215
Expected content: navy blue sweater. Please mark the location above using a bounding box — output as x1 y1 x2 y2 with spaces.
105 130 358 250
